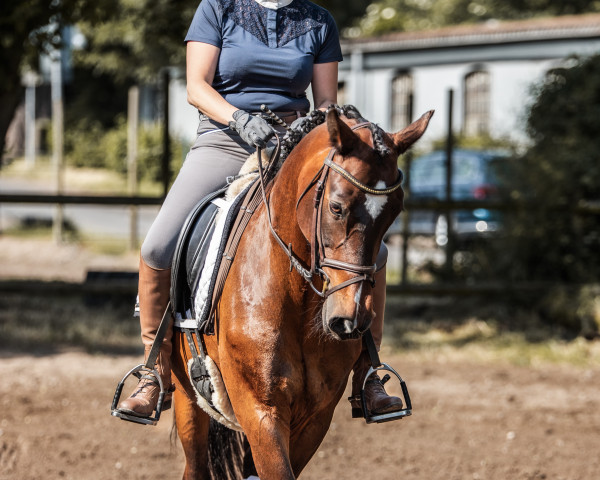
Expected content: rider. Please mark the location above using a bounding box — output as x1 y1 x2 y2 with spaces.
116 0 402 420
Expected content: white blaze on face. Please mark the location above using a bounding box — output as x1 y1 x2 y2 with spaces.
364 181 388 220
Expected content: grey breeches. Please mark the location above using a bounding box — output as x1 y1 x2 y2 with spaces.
141 117 255 270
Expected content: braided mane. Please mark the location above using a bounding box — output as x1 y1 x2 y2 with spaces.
280 104 392 162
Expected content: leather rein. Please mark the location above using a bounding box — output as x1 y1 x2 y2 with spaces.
256 121 403 298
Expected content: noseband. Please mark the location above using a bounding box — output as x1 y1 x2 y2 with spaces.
257 121 403 299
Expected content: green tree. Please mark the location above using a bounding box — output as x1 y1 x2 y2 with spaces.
468 55 600 284
0 0 118 161
316 0 372 30
347 0 600 37
73 0 371 85
1 0 374 162
74 0 196 85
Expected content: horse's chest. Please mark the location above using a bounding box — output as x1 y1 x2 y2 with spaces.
299 360 351 406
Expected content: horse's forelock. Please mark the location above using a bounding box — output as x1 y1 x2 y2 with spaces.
367 124 392 158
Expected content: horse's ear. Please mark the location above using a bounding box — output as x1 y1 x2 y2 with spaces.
327 108 358 155
391 110 435 154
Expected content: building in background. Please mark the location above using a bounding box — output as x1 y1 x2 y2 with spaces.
7 14 600 157
338 14 600 146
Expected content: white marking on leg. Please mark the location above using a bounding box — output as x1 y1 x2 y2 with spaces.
364 181 388 220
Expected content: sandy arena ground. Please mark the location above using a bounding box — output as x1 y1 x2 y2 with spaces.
0 350 598 480
1 238 599 479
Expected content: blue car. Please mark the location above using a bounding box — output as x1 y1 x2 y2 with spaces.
388 149 507 246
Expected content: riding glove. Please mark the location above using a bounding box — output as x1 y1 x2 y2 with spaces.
229 110 274 148
290 115 312 134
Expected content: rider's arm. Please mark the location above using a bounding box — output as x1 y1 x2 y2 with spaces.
186 41 238 125
312 61 339 111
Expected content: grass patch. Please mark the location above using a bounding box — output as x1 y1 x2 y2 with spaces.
77 234 138 256
3 222 138 256
0 292 141 355
384 296 600 368
4 217 80 241
1 287 598 368
2 157 163 196
387 319 600 368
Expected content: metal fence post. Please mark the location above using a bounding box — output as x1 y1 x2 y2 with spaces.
444 89 455 278
400 94 414 286
51 51 64 244
161 70 171 198
128 85 140 251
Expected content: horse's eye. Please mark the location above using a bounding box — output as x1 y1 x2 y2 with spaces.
329 201 343 217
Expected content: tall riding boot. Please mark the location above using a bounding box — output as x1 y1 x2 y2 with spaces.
117 257 175 418
350 263 404 417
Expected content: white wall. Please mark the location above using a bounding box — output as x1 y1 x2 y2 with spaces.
487 60 557 143
344 59 569 149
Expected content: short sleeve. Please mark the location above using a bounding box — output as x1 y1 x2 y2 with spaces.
184 0 223 47
314 12 343 64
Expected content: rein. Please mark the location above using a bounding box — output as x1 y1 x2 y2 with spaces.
256 119 403 299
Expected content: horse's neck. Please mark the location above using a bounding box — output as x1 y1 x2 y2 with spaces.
267 154 312 263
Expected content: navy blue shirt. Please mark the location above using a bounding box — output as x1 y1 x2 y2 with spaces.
185 0 343 113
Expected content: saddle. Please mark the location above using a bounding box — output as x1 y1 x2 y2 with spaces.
170 142 278 335
170 178 264 334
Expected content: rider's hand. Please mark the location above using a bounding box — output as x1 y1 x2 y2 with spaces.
229 110 274 148
289 115 311 134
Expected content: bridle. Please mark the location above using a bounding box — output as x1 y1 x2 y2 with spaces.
256 120 403 299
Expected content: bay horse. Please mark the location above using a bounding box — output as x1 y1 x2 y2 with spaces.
170 106 433 479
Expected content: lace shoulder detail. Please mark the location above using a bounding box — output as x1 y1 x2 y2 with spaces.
278 0 329 47
218 0 330 48
219 0 269 46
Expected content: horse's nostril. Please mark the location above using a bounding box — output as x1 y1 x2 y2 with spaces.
329 317 356 337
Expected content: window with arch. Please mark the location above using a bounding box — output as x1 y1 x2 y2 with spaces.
391 72 413 131
464 70 490 136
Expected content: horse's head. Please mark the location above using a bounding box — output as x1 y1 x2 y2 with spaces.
295 107 434 340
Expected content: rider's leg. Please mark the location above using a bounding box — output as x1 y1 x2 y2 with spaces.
350 243 404 416
116 118 254 418
117 258 174 416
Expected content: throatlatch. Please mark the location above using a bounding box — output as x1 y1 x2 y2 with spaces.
350 330 413 424
110 303 173 426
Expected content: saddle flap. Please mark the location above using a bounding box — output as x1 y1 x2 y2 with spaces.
170 181 257 326
171 186 228 320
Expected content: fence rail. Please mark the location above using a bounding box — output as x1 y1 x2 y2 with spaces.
0 193 163 205
403 198 600 215
2 193 599 214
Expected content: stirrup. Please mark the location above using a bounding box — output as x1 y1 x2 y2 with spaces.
111 364 168 426
349 363 412 424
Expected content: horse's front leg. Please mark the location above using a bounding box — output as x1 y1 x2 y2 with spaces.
288 406 338 476
220 351 296 479
236 401 295 479
172 331 211 480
